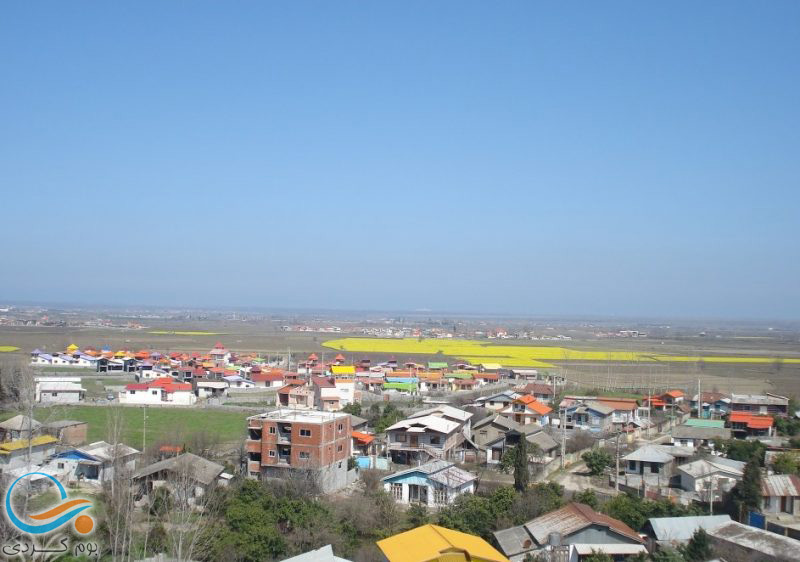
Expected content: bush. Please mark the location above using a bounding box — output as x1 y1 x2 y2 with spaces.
582 449 613 476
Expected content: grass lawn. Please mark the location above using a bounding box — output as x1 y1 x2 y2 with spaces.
28 405 251 450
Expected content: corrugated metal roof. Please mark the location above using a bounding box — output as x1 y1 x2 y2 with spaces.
647 515 731 542
762 474 800 497
523 503 643 546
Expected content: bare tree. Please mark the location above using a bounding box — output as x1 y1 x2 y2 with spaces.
102 408 138 561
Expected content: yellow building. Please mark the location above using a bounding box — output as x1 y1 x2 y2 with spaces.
66 344 79 353
377 524 509 562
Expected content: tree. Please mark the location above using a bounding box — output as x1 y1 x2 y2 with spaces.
729 455 762 521
582 449 612 476
406 503 429 528
574 489 599 510
583 550 613 562
499 440 541 475
651 548 686 562
681 528 712 562
514 438 529 492
341 403 362 416
772 452 800 475
717 439 766 464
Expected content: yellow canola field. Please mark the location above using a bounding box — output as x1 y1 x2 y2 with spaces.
322 338 800 368
0 346 20 352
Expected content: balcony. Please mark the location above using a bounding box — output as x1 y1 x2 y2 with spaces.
246 440 262 454
247 460 261 474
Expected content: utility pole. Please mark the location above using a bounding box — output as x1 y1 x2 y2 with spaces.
143 405 147 453
560 403 567 469
615 430 620 491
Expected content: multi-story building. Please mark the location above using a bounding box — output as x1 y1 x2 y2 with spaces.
730 393 789 417
246 409 352 492
386 406 473 464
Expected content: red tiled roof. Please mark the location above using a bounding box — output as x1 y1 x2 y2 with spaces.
163 383 192 393
125 384 150 391
730 412 773 428
312 376 336 388
252 372 284 383
352 431 374 445
516 395 553 415
664 390 684 399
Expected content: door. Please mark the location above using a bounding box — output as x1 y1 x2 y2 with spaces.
410 435 418 447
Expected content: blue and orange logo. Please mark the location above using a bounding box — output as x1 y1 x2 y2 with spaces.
5 473 94 535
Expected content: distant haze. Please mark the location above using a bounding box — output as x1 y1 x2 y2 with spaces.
1 2 798 320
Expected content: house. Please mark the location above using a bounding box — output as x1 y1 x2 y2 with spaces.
312 376 355 411
643 390 684 412
622 445 676 483
493 502 646 562
196 380 229 399
282 544 352 562
671 421 731 449
562 400 615 434
728 412 774 437
484 424 559 465
689 391 731 419
0 415 41 441
473 414 520 449
250 370 285 388
223 375 256 389
209 342 231 364
642 515 731 548
474 391 519 411
378 524 509 562
119 378 197 405
41 420 88 446
47 441 140 484
730 393 789 417
382 460 476 507
409 405 474 437
246 409 352 493
677 457 745 498
518 383 555 404
500 395 552 426
707 520 800 562
277 383 314 409
762 474 800 517
132 453 231 504
35 377 86 404
0 436 59 469
351 431 376 456
386 414 466 465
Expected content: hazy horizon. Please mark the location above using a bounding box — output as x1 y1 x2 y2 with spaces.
2 2 799 320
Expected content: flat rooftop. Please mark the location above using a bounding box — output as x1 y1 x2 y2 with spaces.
248 408 350 424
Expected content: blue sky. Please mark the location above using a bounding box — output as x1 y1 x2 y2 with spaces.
1 2 798 319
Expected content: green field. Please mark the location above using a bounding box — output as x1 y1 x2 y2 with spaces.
26 406 251 450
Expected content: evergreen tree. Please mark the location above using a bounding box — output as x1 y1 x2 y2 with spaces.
738 455 763 515
514 437 530 492
681 528 712 562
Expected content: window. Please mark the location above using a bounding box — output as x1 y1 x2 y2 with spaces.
300 429 312 437
479 430 487 436
434 489 448 505
391 483 403 500
429 436 440 445
337 444 343 452
268 450 276 457
57 462 64 469
338 423 343 431
52 392 58 397
269 426 276 434
151 390 158 395
299 452 310 460
651 463 660 474
130 390 136 395
628 461 636 471
396 433 406 442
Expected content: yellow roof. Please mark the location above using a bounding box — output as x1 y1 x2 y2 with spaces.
0 435 58 454
66 344 79 351
331 365 356 375
376 524 509 562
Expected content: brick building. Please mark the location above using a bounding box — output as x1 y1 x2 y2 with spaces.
246 409 352 492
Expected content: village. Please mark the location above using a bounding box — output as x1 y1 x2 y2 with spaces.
1 341 795 561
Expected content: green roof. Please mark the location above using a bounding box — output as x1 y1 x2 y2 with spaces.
427 362 449 369
445 372 474 379
383 382 417 391
684 418 725 428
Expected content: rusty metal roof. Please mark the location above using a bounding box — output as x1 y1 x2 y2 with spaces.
762 474 800 497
